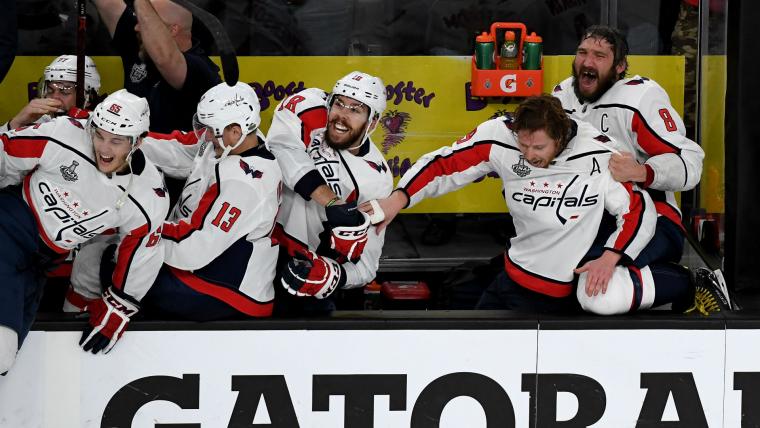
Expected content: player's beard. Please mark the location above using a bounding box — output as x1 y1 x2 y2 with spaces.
571 63 618 104
324 119 366 151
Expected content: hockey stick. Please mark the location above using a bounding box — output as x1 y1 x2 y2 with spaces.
75 0 87 107
169 0 239 86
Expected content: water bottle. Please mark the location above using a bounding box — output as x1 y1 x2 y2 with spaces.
498 31 519 70
475 32 495 69
523 32 543 70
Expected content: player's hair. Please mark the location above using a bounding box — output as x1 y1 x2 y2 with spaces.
512 95 572 153
581 25 629 79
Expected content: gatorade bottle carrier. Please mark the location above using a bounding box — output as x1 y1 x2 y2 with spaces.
470 22 543 97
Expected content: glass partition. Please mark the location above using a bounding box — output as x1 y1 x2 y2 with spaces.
8 0 728 262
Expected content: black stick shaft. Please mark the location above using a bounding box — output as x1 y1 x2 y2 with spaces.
76 0 87 108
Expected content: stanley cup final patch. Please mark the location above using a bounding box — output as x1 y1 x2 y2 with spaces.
129 63 148 84
60 160 79 182
511 156 531 177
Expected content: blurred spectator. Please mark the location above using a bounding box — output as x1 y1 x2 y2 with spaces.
92 0 221 132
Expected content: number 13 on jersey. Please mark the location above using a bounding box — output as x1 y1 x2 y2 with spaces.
211 202 241 232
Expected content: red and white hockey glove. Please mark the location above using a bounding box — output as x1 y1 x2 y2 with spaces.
281 250 346 299
326 202 370 263
79 287 139 354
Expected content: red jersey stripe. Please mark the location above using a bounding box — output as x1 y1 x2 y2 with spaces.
3 135 47 158
406 143 492 198
162 183 220 241
504 253 573 298
613 183 644 252
299 106 327 147
147 130 199 146
654 201 686 232
112 223 150 290
630 111 680 156
22 175 69 254
169 267 274 317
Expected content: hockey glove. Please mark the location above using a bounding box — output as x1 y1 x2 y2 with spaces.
79 287 139 354
325 202 370 263
281 250 346 299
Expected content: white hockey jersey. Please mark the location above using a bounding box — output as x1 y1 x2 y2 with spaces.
398 117 656 298
553 75 705 228
141 130 282 316
0 116 169 302
267 88 393 288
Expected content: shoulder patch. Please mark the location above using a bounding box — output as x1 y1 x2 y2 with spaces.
365 159 388 173
239 159 263 179
625 77 649 86
66 117 84 129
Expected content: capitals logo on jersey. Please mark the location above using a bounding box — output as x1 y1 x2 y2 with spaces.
240 160 263 179
510 175 600 225
37 180 109 240
365 160 387 173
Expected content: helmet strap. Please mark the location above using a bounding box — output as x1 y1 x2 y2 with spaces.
347 111 378 152
114 140 140 210
217 131 246 161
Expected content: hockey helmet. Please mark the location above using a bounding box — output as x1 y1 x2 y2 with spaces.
43 55 101 93
192 82 261 156
328 71 386 121
89 89 150 143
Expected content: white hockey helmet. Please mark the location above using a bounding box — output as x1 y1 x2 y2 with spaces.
327 71 387 123
327 71 387 149
192 82 261 157
89 89 150 143
43 55 101 93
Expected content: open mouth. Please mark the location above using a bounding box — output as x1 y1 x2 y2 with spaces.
331 121 350 135
579 69 598 92
99 154 114 165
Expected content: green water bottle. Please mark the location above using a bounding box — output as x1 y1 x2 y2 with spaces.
475 32 495 69
523 32 543 70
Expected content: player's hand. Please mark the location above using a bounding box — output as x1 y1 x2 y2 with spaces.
326 201 370 263
609 152 647 183
281 250 345 299
360 190 408 234
79 287 139 354
575 251 621 296
9 98 65 129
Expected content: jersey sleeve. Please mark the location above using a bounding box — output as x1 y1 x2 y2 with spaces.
397 122 502 208
0 121 56 187
111 9 139 58
161 166 279 270
111 198 167 302
602 176 657 263
266 90 329 200
342 222 386 288
140 130 201 178
631 84 704 191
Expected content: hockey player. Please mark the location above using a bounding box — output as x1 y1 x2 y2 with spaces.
553 25 729 313
0 89 169 373
2 55 101 132
266 71 392 310
368 95 698 315
67 82 283 320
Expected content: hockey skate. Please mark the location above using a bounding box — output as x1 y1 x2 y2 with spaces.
684 267 732 316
